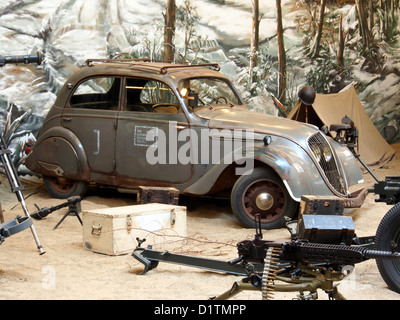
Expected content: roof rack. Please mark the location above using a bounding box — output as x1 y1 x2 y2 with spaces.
159 63 220 74
85 58 150 66
84 59 220 74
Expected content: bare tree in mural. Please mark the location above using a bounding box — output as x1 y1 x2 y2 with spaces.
276 0 287 104
337 15 345 74
249 0 260 84
311 0 326 58
163 0 176 63
356 0 373 53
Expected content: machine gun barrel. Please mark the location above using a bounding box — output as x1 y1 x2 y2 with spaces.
280 241 400 266
0 52 42 67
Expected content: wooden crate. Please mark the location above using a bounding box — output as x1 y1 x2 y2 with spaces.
137 186 179 205
300 195 345 216
82 203 186 255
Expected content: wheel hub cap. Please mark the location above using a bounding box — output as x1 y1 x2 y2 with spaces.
255 192 274 211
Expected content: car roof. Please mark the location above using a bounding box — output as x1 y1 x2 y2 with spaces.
55 59 231 105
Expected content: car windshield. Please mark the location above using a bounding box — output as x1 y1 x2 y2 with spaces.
178 77 241 111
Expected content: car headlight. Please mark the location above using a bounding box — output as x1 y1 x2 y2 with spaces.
310 143 322 162
322 145 332 162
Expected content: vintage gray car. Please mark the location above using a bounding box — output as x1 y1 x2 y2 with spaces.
25 59 366 229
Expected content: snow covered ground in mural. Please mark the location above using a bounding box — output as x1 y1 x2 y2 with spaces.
1 0 400 145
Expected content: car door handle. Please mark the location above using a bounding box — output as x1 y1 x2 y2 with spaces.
62 117 72 121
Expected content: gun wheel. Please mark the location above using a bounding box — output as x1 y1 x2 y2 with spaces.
375 203 400 294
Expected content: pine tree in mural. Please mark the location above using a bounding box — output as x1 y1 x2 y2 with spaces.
176 0 199 63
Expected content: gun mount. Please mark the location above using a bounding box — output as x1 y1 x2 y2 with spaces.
0 133 44 253
0 215 33 245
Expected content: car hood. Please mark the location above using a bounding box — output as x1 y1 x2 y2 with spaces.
195 106 319 140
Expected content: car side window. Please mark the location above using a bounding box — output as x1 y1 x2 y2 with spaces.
125 78 180 114
70 77 121 110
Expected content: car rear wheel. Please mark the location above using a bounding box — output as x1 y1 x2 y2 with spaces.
43 176 89 199
231 167 298 229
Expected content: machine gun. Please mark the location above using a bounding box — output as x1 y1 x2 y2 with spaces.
330 115 400 203
0 133 44 253
330 115 381 182
0 52 42 67
31 196 83 230
133 215 400 300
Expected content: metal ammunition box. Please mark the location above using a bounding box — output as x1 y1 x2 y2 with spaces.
297 213 355 245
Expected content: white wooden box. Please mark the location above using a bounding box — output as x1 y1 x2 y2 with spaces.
82 203 186 255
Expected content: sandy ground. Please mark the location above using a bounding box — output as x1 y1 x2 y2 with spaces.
1 149 400 301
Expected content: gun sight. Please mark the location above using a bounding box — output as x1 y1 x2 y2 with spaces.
0 51 42 67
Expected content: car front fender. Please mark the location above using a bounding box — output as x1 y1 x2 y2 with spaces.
252 143 331 202
183 140 333 201
24 126 90 181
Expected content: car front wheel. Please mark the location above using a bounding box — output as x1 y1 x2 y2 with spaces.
43 176 89 199
231 167 298 229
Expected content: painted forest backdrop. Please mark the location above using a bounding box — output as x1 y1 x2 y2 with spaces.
1 0 400 165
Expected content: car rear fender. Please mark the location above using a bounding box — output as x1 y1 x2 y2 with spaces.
25 126 90 181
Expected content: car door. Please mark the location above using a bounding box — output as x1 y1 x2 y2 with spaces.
62 76 121 176
115 77 193 184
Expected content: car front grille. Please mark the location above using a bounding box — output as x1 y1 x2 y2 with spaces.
307 132 347 196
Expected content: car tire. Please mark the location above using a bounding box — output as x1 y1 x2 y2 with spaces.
375 203 400 293
230 167 298 229
43 176 89 199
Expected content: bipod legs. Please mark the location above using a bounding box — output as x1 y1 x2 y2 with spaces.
53 202 82 230
210 279 260 300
